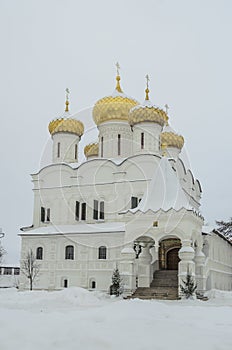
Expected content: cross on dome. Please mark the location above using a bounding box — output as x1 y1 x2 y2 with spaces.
164 103 169 115
145 74 150 88
145 74 150 100
116 62 120 76
115 62 123 93
65 88 70 112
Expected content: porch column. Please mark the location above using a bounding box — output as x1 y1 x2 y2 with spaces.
119 244 136 296
178 239 195 297
137 244 152 287
194 245 206 295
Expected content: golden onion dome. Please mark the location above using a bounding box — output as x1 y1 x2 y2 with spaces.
48 89 84 137
48 116 84 137
128 76 168 127
84 142 99 158
161 125 184 150
92 67 139 126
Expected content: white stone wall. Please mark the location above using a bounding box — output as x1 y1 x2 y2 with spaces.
204 233 232 291
19 232 125 291
31 155 201 228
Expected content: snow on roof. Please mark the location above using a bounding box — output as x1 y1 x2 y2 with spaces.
202 225 215 234
131 157 192 213
109 89 138 102
20 222 126 235
130 99 160 111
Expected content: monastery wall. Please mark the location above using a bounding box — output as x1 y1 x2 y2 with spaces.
203 233 232 291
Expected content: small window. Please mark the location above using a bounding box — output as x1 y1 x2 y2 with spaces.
74 144 78 160
75 201 80 221
131 196 138 209
57 142 61 158
93 200 98 220
65 245 74 260
99 201 104 220
64 279 68 288
91 280 96 289
81 203 86 220
4 267 12 275
14 268 20 275
141 132 144 149
118 134 121 155
36 247 43 260
46 208 50 222
98 246 107 259
101 136 104 157
41 207 45 222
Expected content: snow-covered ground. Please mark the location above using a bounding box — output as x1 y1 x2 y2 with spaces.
0 288 232 350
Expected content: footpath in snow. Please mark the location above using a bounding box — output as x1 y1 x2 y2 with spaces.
0 287 232 350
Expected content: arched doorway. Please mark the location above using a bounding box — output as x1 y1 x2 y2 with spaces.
166 248 180 270
159 238 181 270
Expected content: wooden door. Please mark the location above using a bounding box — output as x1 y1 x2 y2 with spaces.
167 248 180 270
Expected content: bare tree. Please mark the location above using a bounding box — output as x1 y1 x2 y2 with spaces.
21 249 40 290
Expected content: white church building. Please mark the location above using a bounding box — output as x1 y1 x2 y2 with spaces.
19 68 232 298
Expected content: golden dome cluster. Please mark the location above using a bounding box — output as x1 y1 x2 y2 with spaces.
49 72 185 155
48 118 84 137
84 142 99 158
161 130 184 150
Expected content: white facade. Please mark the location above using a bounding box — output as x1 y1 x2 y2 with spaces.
19 75 232 296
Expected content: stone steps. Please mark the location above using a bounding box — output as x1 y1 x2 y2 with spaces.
129 287 178 300
129 270 179 300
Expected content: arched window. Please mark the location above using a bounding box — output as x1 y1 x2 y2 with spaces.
65 245 74 260
101 136 104 157
91 280 96 289
98 246 107 259
141 132 144 149
57 142 61 158
36 247 43 260
99 201 104 220
131 196 138 209
118 134 121 155
41 207 45 222
74 144 78 160
81 203 86 220
64 279 68 288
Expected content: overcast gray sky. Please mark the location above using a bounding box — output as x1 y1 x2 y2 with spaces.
0 0 232 263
